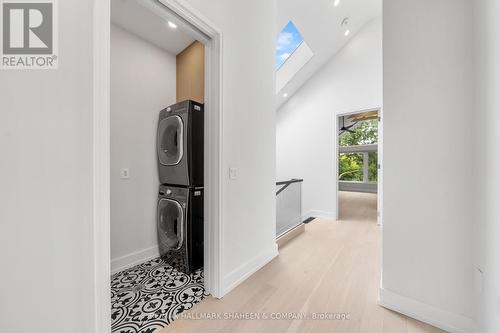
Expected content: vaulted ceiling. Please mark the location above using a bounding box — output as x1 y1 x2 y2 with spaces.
276 0 382 108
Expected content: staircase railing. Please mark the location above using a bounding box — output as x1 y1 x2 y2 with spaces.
276 179 303 238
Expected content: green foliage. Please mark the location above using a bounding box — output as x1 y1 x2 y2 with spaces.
338 119 378 182
339 153 363 181
368 152 378 182
339 119 378 147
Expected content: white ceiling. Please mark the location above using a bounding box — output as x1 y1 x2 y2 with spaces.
111 0 195 55
276 0 382 108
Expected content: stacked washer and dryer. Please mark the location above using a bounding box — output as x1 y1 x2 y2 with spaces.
156 100 204 274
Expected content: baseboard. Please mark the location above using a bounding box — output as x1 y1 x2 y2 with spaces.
277 223 305 248
223 244 279 296
378 288 474 333
111 245 160 275
303 210 336 220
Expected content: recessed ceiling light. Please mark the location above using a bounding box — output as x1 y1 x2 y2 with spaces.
344 29 350 36
167 21 177 29
283 93 288 98
334 0 340 7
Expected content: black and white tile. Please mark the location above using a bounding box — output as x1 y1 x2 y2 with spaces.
111 257 206 333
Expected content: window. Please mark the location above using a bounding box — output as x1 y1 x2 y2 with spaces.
338 115 379 184
368 152 378 182
339 119 378 147
275 21 314 93
339 153 364 181
275 21 304 69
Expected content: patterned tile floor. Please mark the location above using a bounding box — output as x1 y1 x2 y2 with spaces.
111 257 206 333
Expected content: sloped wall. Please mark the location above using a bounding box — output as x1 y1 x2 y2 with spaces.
276 18 382 218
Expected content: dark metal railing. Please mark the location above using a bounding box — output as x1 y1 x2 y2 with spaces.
276 179 303 196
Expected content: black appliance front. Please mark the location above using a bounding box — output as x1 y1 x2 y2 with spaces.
157 100 204 186
157 184 203 274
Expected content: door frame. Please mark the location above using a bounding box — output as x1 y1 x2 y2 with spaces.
92 0 224 332
335 107 382 225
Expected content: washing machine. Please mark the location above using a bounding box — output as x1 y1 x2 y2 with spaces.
157 184 204 274
157 100 204 186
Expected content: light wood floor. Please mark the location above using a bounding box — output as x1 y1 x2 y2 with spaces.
159 191 444 333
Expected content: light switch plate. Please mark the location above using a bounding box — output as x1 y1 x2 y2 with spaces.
120 168 130 179
229 168 237 180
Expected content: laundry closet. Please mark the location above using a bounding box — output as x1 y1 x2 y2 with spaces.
109 0 207 331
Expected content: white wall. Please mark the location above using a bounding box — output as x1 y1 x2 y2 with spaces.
0 1 94 332
110 25 176 272
473 1 500 332
182 0 278 294
381 1 474 332
276 18 382 218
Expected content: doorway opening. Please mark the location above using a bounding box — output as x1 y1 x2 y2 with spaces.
92 0 223 332
336 108 382 224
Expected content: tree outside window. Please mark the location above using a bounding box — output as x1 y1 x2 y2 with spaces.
339 119 378 182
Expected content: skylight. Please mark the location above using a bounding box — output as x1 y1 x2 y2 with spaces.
276 21 304 69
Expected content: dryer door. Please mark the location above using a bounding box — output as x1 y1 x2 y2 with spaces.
157 115 184 166
158 198 184 251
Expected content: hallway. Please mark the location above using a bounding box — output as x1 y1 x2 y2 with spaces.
159 192 444 333
338 191 378 222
